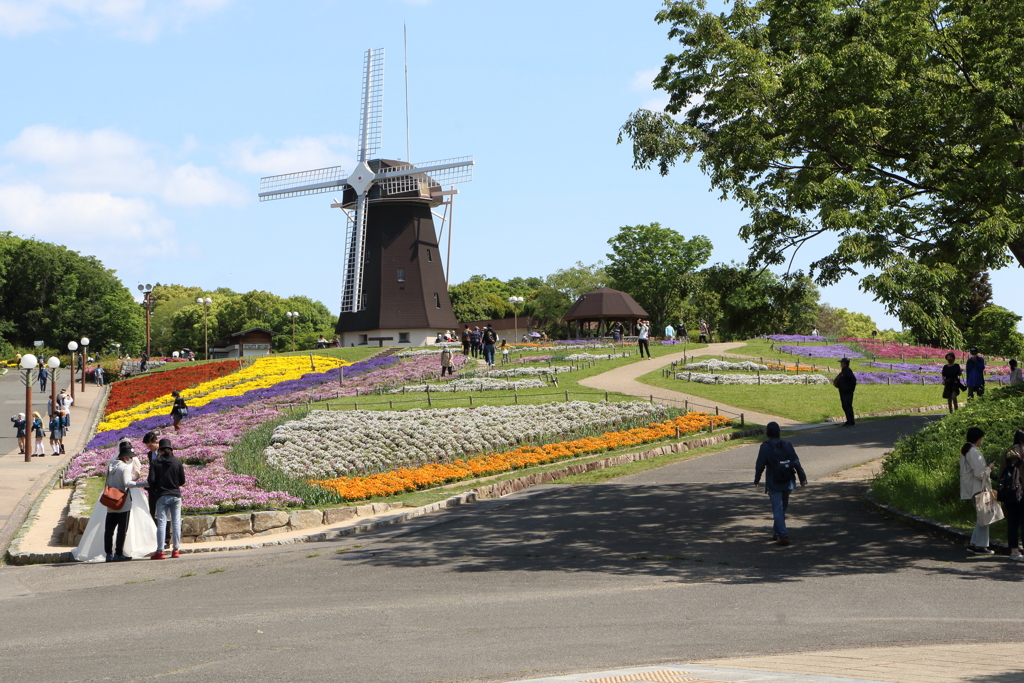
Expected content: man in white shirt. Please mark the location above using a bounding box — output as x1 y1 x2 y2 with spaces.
637 320 651 358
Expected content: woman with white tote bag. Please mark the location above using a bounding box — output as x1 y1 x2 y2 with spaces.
961 427 1002 555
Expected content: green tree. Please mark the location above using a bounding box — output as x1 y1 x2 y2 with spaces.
545 261 608 301
620 0 1024 347
699 264 819 340
606 223 712 330
448 276 514 321
967 306 1024 359
816 304 878 339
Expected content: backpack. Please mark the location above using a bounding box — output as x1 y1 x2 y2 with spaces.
997 458 1024 503
766 440 797 487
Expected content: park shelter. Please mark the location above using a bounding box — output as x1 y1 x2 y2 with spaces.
210 328 278 358
563 288 647 338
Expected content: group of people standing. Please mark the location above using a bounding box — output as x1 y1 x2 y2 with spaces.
961 427 1024 559
10 388 74 456
459 324 499 366
73 433 186 563
941 348 1022 413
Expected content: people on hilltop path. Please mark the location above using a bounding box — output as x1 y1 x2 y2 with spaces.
149 438 186 560
941 352 964 413
698 319 709 343
754 421 808 546
664 323 675 342
482 325 498 366
11 413 27 455
965 347 986 399
637 320 651 358
38 365 48 392
833 358 857 426
997 430 1024 562
1010 359 1023 386
470 326 482 358
30 411 45 457
962 427 999 555
170 391 189 431
440 347 454 377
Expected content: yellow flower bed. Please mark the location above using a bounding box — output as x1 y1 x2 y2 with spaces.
98 356 350 433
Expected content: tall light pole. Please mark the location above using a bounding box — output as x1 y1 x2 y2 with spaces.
286 312 299 352
47 357 60 429
138 284 154 357
20 354 36 463
79 337 89 393
508 296 524 343
67 341 78 402
197 297 212 360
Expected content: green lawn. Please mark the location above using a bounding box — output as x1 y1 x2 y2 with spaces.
636 359 944 422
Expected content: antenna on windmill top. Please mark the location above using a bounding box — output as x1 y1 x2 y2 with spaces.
257 47 474 315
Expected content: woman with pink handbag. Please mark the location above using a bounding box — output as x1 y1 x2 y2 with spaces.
961 427 1001 555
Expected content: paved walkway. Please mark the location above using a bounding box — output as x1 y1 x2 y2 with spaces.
579 342 802 427
0 369 107 557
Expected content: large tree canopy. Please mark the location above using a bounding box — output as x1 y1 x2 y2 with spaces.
620 0 1024 345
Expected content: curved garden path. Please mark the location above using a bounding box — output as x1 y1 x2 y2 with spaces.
579 341 805 427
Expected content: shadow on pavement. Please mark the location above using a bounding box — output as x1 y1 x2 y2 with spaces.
347 479 1024 585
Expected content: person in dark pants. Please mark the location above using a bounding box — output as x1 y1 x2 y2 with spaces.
103 441 141 562
38 366 48 392
833 358 857 426
470 327 481 358
637 320 651 358
941 352 963 413
965 347 986 399
461 325 471 356
440 347 454 377
754 422 808 545
170 391 188 431
998 430 1024 561
481 325 498 366
149 438 187 560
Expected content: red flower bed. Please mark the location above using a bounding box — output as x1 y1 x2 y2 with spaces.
104 361 240 415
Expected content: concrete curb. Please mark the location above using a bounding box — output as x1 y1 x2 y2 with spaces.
863 489 1010 554
6 426 764 565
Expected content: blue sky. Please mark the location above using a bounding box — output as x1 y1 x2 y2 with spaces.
1 0 1020 330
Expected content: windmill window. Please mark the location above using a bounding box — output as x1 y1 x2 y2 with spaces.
397 268 405 282
426 248 432 262
358 334 368 346
399 332 410 343
434 292 441 308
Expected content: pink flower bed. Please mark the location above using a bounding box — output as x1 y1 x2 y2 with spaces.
841 339 969 360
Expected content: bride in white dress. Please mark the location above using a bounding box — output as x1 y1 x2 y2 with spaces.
73 439 157 563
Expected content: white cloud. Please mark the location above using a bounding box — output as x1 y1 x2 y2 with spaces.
631 68 660 92
162 163 246 206
0 184 175 253
0 0 233 40
230 135 355 176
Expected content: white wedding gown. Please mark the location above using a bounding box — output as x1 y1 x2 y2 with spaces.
73 488 158 562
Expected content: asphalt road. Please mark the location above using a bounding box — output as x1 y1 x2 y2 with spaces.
3 416 1022 683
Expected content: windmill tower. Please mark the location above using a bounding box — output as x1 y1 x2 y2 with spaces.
258 48 474 347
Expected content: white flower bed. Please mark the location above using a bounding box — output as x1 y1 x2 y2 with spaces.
388 378 547 393
395 346 458 358
481 366 573 378
564 352 630 361
681 359 768 372
675 372 831 385
264 401 672 478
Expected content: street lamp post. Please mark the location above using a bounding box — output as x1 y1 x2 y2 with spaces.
67 341 78 402
47 357 60 431
138 284 154 357
197 297 212 360
508 296 524 344
80 337 89 394
20 354 36 462
286 312 299 352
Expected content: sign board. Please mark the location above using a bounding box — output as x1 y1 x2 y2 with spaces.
33 341 43 347
242 344 271 350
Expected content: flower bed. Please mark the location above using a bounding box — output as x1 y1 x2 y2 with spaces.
308 411 733 500
677 372 831 385
480 366 572 378
681 359 768 372
564 352 631 361
766 335 826 342
388 378 547 393
266 401 677 479
513 355 553 363
840 339 966 360
776 344 862 359
395 345 460 357
104 361 240 415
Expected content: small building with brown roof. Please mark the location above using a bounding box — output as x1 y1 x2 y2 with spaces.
563 288 648 338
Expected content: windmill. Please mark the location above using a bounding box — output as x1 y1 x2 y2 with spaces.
258 48 474 346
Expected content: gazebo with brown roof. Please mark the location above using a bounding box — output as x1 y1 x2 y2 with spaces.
563 287 648 338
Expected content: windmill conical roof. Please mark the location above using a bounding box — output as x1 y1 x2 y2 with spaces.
563 288 648 320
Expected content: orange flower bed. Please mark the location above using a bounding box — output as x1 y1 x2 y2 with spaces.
310 411 732 501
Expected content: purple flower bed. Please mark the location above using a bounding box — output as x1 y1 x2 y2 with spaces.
777 344 863 359
862 361 941 372
660 340 685 345
854 371 1011 385
66 353 452 513
767 335 827 342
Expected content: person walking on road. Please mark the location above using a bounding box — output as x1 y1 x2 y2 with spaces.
482 325 498 366
941 352 963 413
998 430 1024 561
833 358 857 426
461 325 471 356
698 319 709 343
962 427 998 554
637 320 651 358
965 347 986 399
148 438 186 560
754 422 807 546
38 365 48 392
440 347 454 377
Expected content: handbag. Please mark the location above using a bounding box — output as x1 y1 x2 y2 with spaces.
974 489 1005 526
99 486 128 511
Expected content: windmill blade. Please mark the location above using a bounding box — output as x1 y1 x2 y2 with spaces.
376 156 474 194
341 194 370 313
357 48 385 163
259 166 349 201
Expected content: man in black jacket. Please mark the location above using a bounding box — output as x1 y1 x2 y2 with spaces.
834 358 857 426
148 438 186 559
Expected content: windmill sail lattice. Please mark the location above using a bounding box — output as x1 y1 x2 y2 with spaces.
258 47 474 316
